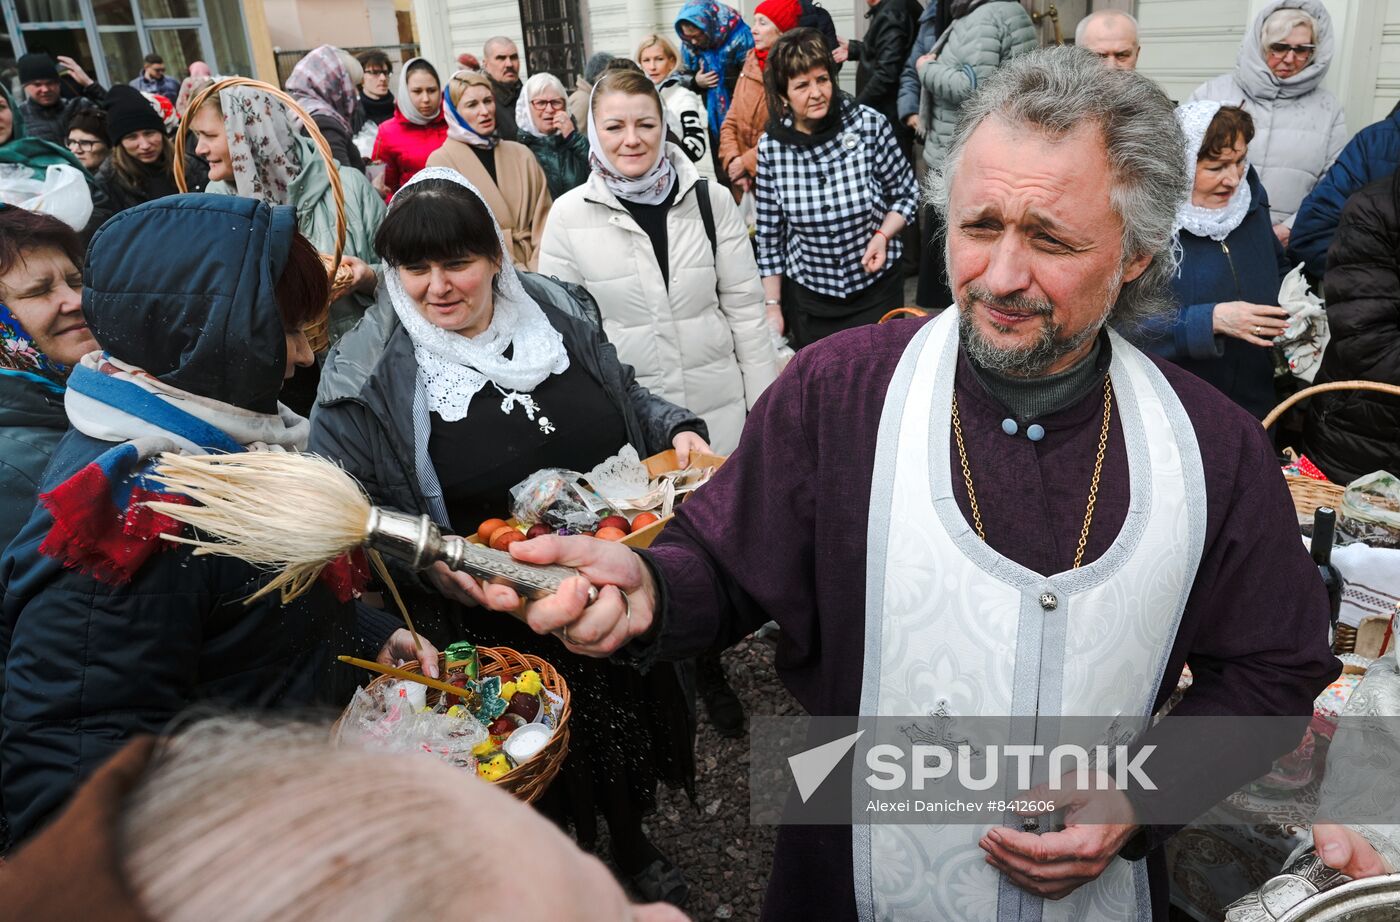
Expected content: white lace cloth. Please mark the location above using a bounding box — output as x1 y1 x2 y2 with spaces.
1174 99 1254 242
386 166 568 423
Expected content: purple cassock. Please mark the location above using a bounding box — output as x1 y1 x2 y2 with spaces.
633 314 1339 921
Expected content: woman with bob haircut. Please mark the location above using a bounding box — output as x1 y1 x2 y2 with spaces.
310 168 707 907
754 28 918 348
0 194 425 849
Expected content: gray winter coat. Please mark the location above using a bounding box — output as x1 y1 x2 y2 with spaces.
1190 0 1348 228
917 0 1037 170
308 272 707 531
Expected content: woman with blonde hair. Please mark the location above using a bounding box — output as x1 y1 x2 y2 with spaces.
638 34 681 85
427 70 552 270
638 33 716 182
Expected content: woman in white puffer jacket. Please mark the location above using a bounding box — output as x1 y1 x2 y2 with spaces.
1191 0 1348 246
539 69 779 455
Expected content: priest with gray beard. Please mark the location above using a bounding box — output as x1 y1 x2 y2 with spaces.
457 47 1340 921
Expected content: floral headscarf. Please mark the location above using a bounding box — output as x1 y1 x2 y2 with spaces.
0 300 68 383
674 0 753 134
285 45 357 135
217 87 305 205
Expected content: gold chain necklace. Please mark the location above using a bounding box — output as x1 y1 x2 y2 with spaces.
951 375 1114 570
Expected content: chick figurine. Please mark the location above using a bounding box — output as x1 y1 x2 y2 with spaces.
476 752 513 781
500 680 517 702
515 670 544 696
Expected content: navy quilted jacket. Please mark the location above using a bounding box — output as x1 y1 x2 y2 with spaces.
0 196 399 849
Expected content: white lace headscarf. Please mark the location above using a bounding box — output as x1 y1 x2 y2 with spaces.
385 167 569 423
1173 100 1254 242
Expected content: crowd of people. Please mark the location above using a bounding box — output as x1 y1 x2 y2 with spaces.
4 0 1400 918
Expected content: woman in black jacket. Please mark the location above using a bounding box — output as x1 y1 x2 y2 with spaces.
1302 171 1400 482
308 167 706 907
96 85 207 215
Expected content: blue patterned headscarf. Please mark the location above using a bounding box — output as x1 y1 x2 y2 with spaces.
0 299 69 386
675 0 754 135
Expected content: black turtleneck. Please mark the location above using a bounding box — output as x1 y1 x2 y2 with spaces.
968 333 1110 426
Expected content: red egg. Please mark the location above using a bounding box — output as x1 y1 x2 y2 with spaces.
477 518 508 543
525 523 552 539
490 527 525 551
630 512 661 532
598 514 631 533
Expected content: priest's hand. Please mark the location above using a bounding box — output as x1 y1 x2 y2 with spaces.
1315 823 1392 879
476 536 657 657
979 775 1139 900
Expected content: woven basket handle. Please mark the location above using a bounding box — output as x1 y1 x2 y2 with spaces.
879 307 929 324
1262 380 1400 430
174 76 347 296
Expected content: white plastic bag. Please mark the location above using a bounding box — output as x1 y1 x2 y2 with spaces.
0 163 93 231
1275 264 1329 383
738 189 757 235
353 120 380 160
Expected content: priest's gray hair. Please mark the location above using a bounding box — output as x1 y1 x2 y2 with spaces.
928 45 1189 330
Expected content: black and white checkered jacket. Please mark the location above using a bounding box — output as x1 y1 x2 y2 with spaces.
754 100 918 298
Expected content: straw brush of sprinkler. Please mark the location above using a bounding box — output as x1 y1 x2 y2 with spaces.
142 452 598 605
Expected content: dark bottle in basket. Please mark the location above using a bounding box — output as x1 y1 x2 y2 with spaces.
1311 507 1344 633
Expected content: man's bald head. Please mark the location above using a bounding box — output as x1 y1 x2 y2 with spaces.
1076 10 1140 71
483 36 521 84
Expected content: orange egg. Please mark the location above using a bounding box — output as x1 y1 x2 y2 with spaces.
490 527 526 551
478 518 509 543
595 526 628 542
630 512 660 532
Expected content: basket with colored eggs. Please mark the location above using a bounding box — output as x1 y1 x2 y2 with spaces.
472 448 726 551
336 643 570 804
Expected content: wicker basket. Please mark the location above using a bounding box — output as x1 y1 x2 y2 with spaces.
337 646 571 804
173 77 350 352
879 306 929 324
1263 380 1400 521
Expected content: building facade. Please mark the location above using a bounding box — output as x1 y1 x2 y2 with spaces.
409 0 1400 137
2 0 257 88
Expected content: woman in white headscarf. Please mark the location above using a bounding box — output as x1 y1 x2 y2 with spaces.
539 68 778 457
427 69 552 270
189 84 386 350
309 167 708 908
1129 100 1292 419
1191 0 1348 245
369 57 448 194
514 72 589 198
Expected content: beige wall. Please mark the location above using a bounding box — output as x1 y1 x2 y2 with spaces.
261 0 402 50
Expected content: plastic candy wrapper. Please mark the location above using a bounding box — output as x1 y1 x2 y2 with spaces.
509 468 610 530
1281 452 1329 482
1341 471 1400 546
338 680 488 770
582 447 719 515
